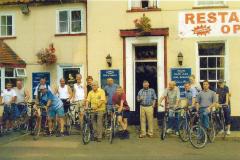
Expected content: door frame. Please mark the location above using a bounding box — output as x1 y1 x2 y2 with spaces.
125 36 165 111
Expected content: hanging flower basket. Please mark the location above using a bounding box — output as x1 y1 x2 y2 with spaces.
134 14 152 35
36 43 57 65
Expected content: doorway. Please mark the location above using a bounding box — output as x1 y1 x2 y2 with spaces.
134 46 158 125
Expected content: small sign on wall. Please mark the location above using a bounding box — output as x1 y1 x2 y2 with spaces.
100 70 120 88
32 72 50 99
171 68 191 98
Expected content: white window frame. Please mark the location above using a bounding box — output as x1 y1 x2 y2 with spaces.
128 0 160 10
16 68 27 77
0 13 15 37
195 0 227 7
56 9 84 34
196 41 228 89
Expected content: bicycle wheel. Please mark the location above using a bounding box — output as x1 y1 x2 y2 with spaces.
82 122 91 145
189 125 207 149
161 116 167 140
0 124 3 137
65 114 72 135
109 116 115 144
179 120 190 142
208 122 216 143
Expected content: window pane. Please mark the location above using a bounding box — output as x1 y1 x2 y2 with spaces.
200 70 207 80
131 0 141 8
217 69 225 80
135 46 157 60
198 43 225 56
71 21 81 32
71 11 81 21
7 26 12 35
7 16 12 25
1 16 6 25
5 68 14 77
217 57 224 68
1 26 6 36
59 11 68 21
208 57 216 68
208 70 216 80
197 0 225 6
200 57 207 68
59 21 68 33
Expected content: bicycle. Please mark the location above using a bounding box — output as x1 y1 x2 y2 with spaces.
82 107 94 145
160 105 181 140
212 104 228 140
178 107 192 142
65 102 76 135
106 105 119 144
189 112 207 149
208 108 216 143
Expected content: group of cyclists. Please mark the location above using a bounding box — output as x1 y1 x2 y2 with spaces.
0 73 231 143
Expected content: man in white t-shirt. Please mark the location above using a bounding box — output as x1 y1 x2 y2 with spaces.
0 83 17 131
72 74 86 129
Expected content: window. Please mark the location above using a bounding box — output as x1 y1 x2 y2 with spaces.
195 0 226 7
198 43 226 90
57 9 82 34
0 14 14 37
16 68 26 77
129 0 160 10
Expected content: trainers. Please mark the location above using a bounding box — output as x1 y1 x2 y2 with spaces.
175 132 179 136
166 128 172 134
226 130 231 135
219 129 224 134
56 132 64 137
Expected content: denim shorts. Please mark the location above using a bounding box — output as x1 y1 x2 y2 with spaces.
17 104 28 116
48 107 65 119
3 104 19 121
116 110 130 119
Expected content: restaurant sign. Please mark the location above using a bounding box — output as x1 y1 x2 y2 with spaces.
179 10 240 37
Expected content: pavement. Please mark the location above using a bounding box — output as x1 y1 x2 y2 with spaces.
0 125 240 160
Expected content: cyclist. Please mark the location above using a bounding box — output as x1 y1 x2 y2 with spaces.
72 74 86 129
104 78 119 112
137 80 157 138
14 79 30 124
183 81 197 111
86 81 106 142
189 75 202 94
0 83 17 132
54 78 72 114
34 77 53 102
216 79 231 135
86 76 93 94
159 81 180 135
196 80 217 131
39 85 65 137
112 86 130 139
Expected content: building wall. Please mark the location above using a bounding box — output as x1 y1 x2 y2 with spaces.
87 0 240 116
1 3 87 97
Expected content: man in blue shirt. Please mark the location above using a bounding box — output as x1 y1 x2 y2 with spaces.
104 78 119 111
39 85 65 137
137 80 157 138
184 81 197 110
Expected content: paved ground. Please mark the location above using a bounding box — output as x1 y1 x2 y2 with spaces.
0 128 240 160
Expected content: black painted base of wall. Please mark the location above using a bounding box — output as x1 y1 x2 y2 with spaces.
127 111 240 131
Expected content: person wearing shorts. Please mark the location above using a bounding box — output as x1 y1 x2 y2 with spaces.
112 86 130 139
55 78 72 113
0 83 17 131
39 85 65 137
73 74 86 129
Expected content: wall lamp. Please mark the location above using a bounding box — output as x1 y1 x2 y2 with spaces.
20 4 30 15
106 54 112 67
178 52 183 66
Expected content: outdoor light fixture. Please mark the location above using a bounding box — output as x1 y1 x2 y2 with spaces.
20 4 30 15
106 54 112 67
178 52 183 66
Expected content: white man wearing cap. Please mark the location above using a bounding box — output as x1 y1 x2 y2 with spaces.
39 85 65 137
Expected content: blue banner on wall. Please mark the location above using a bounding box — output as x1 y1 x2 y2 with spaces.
171 68 192 98
32 72 50 99
100 70 120 88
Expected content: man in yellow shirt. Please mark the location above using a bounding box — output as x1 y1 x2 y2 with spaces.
86 81 106 142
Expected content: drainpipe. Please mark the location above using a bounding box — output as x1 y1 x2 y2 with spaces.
86 0 89 77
